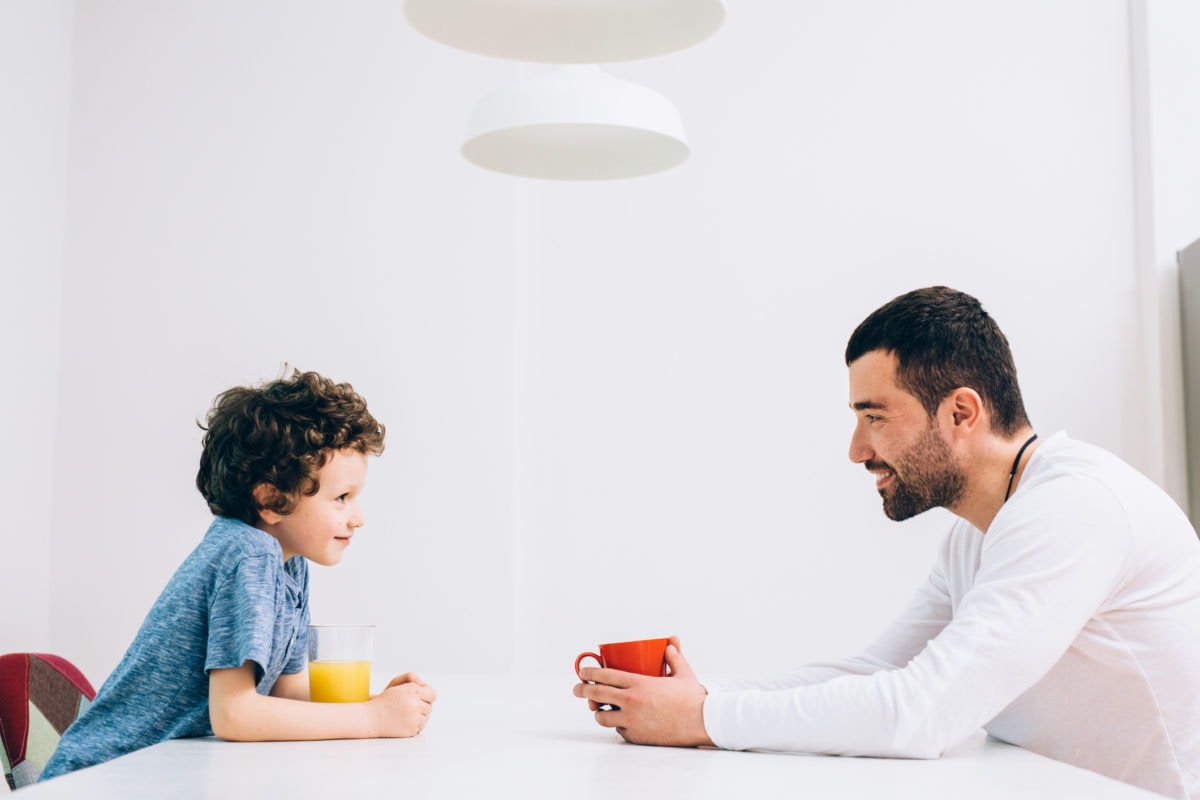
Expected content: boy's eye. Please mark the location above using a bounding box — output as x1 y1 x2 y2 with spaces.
336 493 348 503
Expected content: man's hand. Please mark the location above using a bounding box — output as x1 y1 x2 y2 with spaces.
573 640 712 747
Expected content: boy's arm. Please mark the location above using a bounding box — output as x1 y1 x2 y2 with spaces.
209 664 435 741
268 671 310 701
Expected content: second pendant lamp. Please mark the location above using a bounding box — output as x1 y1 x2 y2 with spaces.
404 0 726 180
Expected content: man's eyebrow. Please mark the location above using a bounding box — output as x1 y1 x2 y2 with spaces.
851 400 886 411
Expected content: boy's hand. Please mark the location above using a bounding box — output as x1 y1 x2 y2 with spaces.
381 672 429 691
368 673 436 737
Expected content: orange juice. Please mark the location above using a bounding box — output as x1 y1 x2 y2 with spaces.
308 659 371 702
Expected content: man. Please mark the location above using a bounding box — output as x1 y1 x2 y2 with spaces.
574 286 1200 800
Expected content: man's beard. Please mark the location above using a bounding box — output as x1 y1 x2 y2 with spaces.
872 422 966 521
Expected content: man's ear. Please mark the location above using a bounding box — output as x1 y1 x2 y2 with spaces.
252 483 284 525
946 387 984 432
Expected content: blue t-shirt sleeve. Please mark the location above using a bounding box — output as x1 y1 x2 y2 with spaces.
205 554 282 681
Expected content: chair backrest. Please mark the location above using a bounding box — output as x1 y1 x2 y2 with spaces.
0 653 96 790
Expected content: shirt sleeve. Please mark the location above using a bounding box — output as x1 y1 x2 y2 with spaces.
205 554 283 681
707 551 954 693
703 475 1132 758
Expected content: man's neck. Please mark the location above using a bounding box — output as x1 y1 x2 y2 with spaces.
950 428 1039 533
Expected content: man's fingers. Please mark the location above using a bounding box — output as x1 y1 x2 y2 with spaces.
595 707 628 730
664 644 694 680
577 666 636 687
577 681 625 708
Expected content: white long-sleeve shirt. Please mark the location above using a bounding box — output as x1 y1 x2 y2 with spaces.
703 432 1200 799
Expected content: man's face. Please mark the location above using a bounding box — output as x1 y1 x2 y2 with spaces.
847 350 966 521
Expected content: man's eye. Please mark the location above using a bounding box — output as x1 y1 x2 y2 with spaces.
865 414 880 424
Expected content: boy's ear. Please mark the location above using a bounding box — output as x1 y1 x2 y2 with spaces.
252 483 284 525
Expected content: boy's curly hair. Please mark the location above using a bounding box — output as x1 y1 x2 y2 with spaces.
196 370 386 524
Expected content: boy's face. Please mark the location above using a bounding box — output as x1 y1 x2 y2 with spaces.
255 448 369 565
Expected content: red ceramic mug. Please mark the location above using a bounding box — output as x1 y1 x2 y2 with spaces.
574 637 670 679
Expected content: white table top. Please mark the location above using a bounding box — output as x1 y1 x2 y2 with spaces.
25 674 1161 799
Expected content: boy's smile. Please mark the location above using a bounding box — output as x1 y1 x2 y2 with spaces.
255 448 369 565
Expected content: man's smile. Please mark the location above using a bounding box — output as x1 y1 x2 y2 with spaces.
866 462 895 490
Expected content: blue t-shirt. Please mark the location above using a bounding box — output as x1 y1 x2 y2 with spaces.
41 517 310 779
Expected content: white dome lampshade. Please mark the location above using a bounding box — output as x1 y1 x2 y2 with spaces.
461 65 689 180
404 0 726 64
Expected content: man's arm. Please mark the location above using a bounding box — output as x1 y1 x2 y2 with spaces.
573 549 956 747
710 556 954 694
209 663 435 741
575 568 952 748
704 483 1130 757
577 481 1131 756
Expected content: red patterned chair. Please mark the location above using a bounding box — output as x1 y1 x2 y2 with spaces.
0 653 96 789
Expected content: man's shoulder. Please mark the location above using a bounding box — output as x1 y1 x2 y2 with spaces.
1036 431 1132 467
1023 432 1147 494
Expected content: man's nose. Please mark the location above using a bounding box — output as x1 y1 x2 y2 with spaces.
848 424 872 464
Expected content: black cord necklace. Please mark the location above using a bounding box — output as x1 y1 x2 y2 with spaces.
1004 433 1038 502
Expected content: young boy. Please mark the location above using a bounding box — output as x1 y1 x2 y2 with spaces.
41 370 436 780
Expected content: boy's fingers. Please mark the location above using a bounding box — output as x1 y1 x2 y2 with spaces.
392 672 424 686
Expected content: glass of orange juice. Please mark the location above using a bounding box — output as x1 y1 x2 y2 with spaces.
307 625 374 702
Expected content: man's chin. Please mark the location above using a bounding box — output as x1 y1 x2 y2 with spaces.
882 495 932 522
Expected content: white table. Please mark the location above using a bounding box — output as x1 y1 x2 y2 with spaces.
24 674 1162 799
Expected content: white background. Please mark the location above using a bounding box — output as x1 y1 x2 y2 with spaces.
2 1 1198 687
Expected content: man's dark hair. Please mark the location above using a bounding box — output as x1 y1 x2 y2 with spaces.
844 286 1030 437
196 370 386 524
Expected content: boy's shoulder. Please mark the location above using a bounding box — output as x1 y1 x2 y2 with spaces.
198 517 308 583
196 516 288 568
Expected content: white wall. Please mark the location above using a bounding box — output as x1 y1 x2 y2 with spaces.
1146 2 1200 266
0 0 73 656
513 0 1154 674
1131 0 1200 509
47 1 518 680
0 1 1191 686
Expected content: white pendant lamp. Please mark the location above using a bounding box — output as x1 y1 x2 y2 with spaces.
461 65 689 180
404 0 726 64
405 0 724 180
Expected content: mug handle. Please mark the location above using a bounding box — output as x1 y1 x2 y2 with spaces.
574 652 603 680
